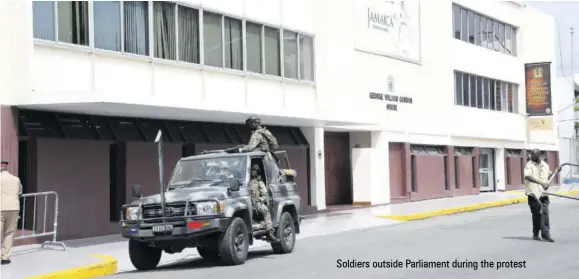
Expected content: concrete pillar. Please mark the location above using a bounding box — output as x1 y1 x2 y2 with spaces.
495 148 506 191
300 127 326 210
0 107 19 175
369 131 390 205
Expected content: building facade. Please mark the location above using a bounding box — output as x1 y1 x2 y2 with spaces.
0 0 560 241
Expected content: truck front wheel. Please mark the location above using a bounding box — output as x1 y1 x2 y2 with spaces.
128 239 162 270
218 217 249 265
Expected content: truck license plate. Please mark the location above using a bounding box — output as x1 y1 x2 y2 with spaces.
152 224 173 233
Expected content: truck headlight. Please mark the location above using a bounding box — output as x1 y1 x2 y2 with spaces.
196 202 219 216
125 207 140 220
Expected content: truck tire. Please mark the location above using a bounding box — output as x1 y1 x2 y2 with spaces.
218 217 249 265
128 239 162 270
197 246 220 261
271 212 296 254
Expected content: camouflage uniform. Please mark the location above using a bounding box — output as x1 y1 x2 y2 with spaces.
249 177 273 231
239 128 270 153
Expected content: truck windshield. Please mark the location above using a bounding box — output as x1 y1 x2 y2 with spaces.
168 156 247 187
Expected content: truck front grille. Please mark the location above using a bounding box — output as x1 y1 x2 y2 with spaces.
141 202 196 223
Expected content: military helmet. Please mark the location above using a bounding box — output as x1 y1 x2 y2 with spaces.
245 115 260 126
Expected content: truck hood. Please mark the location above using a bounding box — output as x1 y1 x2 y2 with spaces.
136 185 230 205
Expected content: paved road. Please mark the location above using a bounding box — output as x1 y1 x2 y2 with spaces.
109 198 579 279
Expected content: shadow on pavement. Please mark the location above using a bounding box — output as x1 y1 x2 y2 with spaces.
120 250 274 274
502 236 536 241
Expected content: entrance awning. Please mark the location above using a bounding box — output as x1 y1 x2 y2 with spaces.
18 102 376 128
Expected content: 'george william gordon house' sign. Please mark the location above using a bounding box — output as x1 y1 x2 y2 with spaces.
368 75 413 111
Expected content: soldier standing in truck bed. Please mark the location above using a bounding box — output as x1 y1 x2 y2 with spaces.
235 116 279 163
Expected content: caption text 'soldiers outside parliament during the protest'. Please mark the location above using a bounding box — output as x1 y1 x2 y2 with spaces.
336 258 527 271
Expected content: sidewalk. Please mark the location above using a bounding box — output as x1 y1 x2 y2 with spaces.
3 185 579 279
0 245 116 279
374 184 579 221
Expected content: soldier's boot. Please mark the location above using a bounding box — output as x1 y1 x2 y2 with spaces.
266 229 279 242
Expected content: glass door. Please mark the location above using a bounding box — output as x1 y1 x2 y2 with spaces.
479 148 495 191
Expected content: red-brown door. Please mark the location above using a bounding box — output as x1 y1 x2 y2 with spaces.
324 132 352 205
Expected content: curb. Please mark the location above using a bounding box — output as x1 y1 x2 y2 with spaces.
378 189 579 221
23 254 118 279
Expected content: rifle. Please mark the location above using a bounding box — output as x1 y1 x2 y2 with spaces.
224 145 243 153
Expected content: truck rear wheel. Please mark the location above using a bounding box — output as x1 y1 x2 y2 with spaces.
271 212 296 254
128 239 162 270
218 217 249 265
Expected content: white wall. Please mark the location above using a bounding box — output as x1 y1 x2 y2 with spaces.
315 0 559 150
0 1 33 106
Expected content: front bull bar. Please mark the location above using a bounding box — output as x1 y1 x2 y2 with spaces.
542 162 579 201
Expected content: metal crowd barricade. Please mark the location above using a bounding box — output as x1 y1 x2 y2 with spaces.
15 191 67 251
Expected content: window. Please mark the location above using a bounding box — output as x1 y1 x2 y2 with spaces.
124 1 149 56
246 22 262 73
264 27 281 76
493 21 500 51
453 5 461 39
283 30 298 79
467 11 475 44
481 17 487 47
203 12 222 67
486 19 493 49
462 73 469 107
410 145 447 155
33 1 55 40
153 1 176 60
469 75 477 107
474 14 480 45
489 79 496 110
498 23 505 53
451 4 517 56
455 72 463 105
495 81 502 111
505 25 513 54
460 9 467 42
482 78 490 109
454 71 518 113
178 6 200 64
501 82 509 111
94 1 121 51
299 35 315 81
57 1 89 45
476 76 483 108
30 2 314 84
224 17 243 70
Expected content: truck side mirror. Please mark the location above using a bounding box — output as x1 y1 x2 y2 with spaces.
132 184 142 199
229 179 241 192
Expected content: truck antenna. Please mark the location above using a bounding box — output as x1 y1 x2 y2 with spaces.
154 130 166 220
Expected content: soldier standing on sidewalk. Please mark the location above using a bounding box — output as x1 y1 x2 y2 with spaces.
1 161 23 264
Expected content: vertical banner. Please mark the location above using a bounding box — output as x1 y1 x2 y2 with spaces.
524 62 552 116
